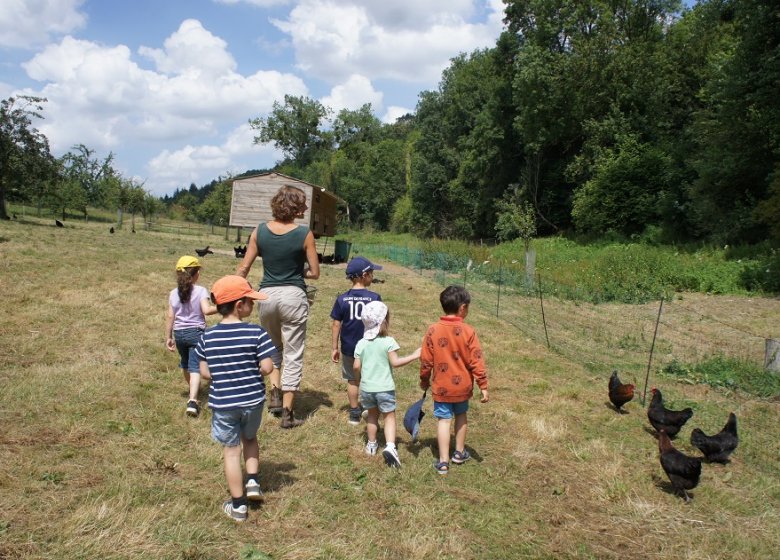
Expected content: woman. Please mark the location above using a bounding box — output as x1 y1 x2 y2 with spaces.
236 185 320 428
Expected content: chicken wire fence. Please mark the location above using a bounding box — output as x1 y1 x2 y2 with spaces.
355 243 770 378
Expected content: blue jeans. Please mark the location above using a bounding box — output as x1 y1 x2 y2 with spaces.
174 327 203 373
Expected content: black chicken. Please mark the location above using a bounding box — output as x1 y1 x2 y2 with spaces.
195 245 213 257
690 412 738 463
647 388 693 438
658 429 702 503
55 219 64 227
234 245 247 258
608 370 635 412
110 226 115 234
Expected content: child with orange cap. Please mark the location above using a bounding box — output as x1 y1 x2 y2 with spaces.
195 275 276 521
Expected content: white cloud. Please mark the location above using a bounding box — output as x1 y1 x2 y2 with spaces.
381 106 414 124
272 0 505 84
138 19 236 77
214 0 291 7
146 123 281 194
321 74 383 114
0 0 86 49
16 19 307 194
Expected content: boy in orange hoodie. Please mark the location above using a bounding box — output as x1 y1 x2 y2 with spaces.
420 285 489 475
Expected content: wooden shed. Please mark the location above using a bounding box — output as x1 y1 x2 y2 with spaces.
229 172 344 238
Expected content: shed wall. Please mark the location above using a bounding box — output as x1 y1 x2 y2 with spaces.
229 173 339 237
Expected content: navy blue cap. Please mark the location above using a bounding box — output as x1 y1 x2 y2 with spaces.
346 256 383 277
403 392 427 443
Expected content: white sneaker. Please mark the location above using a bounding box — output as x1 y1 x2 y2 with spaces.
365 441 378 456
245 479 263 501
382 445 401 468
223 500 247 521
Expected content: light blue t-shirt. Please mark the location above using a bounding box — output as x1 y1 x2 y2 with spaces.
354 336 400 393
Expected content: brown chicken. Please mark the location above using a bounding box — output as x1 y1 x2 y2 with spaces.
647 388 693 438
690 412 738 463
658 429 702 502
608 370 635 412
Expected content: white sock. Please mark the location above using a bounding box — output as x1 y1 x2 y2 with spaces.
385 442 396 450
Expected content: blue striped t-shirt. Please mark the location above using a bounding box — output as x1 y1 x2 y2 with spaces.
195 322 276 411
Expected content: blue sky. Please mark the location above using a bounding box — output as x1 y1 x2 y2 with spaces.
0 0 505 195
0 0 694 196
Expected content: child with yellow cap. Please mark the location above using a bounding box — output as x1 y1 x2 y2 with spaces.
165 255 217 417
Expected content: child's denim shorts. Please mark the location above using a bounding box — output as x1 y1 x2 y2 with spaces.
433 400 469 419
174 327 204 373
360 390 396 413
211 404 264 447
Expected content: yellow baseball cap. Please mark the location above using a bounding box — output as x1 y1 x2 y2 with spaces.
175 255 201 271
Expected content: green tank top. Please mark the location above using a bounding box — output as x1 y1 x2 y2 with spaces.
256 222 309 292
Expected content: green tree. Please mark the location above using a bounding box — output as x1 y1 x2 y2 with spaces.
411 40 521 239
333 104 382 148
495 193 537 250
505 0 682 233
0 96 53 219
250 95 333 167
60 144 116 215
572 133 673 235
686 0 780 243
127 182 146 231
197 180 232 228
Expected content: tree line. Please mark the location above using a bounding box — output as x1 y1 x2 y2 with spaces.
1 97 163 227
4 0 777 248
252 0 779 246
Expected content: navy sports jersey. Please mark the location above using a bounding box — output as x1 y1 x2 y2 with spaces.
195 322 276 410
330 288 382 356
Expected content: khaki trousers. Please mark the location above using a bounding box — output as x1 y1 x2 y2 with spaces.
258 286 309 392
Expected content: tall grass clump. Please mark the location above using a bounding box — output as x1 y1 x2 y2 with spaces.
663 356 780 397
351 231 774 304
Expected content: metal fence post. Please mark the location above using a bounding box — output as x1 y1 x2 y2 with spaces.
538 273 550 349
641 296 665 406
496 261 502 318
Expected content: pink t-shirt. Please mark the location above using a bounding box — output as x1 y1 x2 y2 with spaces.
169 285 209 330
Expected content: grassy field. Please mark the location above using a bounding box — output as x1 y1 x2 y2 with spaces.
1 216 779 559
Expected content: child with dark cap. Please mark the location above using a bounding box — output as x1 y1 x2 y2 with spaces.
195 275 276 521
330 256 383 425
420 285 488 475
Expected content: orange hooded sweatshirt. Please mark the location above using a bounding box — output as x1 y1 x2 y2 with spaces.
420 316 488 403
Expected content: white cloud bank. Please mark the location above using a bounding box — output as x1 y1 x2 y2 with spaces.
4 1 506 195
17 19 307 194
0 0 86 49
272 0 505 84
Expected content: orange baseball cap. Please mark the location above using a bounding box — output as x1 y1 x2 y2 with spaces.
210 275 268 304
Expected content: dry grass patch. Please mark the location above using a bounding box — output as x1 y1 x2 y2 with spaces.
1 218 779 559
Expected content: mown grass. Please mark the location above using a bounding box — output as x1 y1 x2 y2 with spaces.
1 216 779 559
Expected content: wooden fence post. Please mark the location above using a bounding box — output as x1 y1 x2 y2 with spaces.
765 338 780 373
